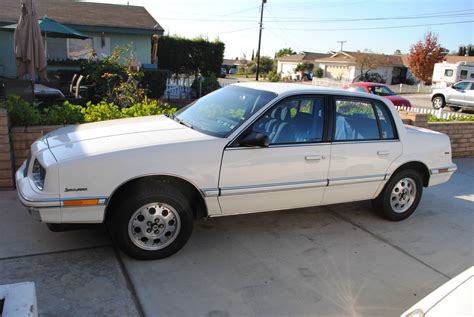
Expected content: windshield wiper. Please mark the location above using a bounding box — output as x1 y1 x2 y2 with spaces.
175 117 194 129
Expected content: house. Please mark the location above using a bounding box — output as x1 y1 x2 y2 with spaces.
0 0 163 78
277 51 332 78
313 51 408 85
222 58 248 72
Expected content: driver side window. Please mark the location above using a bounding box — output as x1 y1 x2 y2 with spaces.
252 97 325 145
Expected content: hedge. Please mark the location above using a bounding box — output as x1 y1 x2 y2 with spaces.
0 96 176 126
157 36 225 76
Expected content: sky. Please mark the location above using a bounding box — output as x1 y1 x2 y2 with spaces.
83 0 474 59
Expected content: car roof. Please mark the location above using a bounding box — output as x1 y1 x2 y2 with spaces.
233 82 348 95
230 82 388 102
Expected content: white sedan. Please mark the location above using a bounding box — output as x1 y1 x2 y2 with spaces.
16 83 457 260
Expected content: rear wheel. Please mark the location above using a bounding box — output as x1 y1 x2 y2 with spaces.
372 169 423 221
108 184 193 260
432 96 445 109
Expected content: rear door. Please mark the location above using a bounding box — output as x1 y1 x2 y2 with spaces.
323 97 402 204
464 82 474 108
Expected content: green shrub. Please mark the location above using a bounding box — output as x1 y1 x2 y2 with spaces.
0 95 42 126
428 114 474 122
81 101 124 123
191 72 220 97
314 67 324 78
122 100 176 117
267 70 281 82
141 69 171 98
42 102 84 125
157 36 225 76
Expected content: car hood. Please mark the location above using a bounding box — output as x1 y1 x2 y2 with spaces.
45 115 216 162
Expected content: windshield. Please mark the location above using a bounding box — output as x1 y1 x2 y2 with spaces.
174 86 277 137
369 85 395 96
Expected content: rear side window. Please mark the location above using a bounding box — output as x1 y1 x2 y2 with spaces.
334 99 379 141
374 102 396 139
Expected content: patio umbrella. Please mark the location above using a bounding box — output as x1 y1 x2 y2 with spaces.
13 0 47 82
3 17 90 40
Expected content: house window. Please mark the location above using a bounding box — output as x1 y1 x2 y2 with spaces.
67 38 93 59
444 69 453 77
460 70 468 80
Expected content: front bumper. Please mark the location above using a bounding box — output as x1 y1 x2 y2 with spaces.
15 161 61 223
429 164 457 186
16 161 106 224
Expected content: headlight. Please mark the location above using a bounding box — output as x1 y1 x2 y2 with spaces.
32 159 46 190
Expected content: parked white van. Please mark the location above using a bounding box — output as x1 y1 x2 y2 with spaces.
432 61 474 87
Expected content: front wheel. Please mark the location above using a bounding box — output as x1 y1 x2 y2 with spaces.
432 96 445 109
372 169 423 221
108 184 194 260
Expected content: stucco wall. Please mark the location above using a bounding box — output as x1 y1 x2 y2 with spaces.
0 31 151 78
0 31 16 78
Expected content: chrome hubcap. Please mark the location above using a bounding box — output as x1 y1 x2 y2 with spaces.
390 178 417 213
433 98 442 108
128 202 181 250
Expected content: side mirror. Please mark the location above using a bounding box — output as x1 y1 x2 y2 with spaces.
239 131 270 147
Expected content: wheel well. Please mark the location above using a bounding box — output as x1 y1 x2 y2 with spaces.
105 175 208 221
431 94 445 101
391 161 430 187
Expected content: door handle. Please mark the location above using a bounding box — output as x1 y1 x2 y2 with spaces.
377 150 390 156
305 155 322 161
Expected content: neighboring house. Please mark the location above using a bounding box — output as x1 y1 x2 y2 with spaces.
0 0 163 78
277 51 332 78
313 51 408 85
222 58 248 71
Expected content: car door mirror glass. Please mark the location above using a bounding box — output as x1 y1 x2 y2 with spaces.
239 131 270 147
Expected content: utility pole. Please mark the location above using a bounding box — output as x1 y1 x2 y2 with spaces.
337 40 347 52
255 0 267 81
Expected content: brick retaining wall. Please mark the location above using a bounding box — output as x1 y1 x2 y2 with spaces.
10 126 62 172
0 109 14 189
398 111 474 157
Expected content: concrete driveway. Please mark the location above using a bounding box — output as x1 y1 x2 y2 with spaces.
0 158 472 317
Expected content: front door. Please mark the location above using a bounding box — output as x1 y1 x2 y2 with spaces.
449 81 470 105
323 97 402 204
218 96 331 215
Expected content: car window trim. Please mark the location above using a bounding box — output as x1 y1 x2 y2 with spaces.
332 95 398 143
373 100 399 140
226 94 331 148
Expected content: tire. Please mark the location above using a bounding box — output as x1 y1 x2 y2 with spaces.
372 169 423 221
108 183 194 260
432 96 445 109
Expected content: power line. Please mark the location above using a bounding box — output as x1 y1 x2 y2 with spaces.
149 10 473 23
265 20 474 32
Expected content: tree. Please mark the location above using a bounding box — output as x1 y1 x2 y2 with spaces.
295 62 314 81
457 45 474 56
275 47 296 58
408 32 446 84
353 52 385 79
251 49 255 61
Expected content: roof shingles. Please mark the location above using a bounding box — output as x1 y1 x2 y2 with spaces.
0 0 162 32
